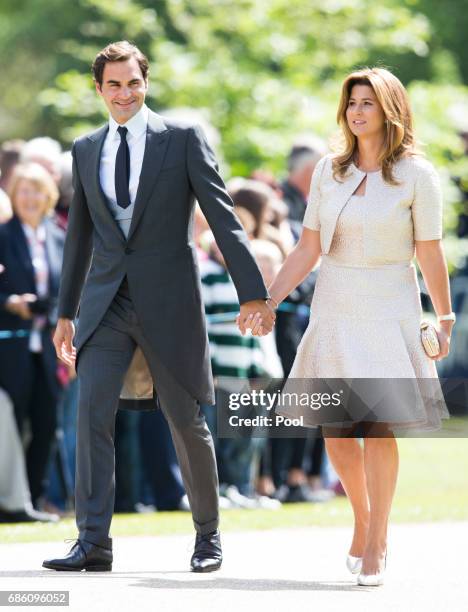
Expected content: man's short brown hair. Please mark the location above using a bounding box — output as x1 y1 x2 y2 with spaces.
92 40 149 86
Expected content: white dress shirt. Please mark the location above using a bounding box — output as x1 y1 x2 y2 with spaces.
99 103 149 238
22 222 49 353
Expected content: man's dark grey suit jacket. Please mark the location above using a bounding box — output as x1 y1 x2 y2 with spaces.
58 109 268 407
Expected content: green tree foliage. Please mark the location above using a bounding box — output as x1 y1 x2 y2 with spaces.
1 0 468 265
0 1 445 151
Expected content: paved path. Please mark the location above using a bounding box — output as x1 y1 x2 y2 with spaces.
0 522 466 611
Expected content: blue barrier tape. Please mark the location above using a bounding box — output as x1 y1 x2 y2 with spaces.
0 303 310 338
0 330 30 340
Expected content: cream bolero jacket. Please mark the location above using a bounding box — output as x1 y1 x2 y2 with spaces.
303 153 443 264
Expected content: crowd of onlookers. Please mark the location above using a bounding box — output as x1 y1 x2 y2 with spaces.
0 127 344 523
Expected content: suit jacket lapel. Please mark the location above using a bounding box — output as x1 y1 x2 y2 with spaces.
127 111 170 241
86 124 125 243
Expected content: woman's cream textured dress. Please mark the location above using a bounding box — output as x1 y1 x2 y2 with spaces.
277 154 449 432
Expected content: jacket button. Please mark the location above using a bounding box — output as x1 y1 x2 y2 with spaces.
125 247 133 255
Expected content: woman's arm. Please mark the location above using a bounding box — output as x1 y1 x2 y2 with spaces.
268 227 322 306
415 239 453 360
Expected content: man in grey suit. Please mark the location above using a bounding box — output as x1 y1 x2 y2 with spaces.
43 41 276 573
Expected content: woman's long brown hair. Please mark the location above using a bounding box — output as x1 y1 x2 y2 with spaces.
333 67 420 185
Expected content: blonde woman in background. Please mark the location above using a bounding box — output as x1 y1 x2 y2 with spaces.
265 68 453 585
0 163 65 510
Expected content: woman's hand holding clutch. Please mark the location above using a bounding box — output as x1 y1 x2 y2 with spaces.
433 321 453 361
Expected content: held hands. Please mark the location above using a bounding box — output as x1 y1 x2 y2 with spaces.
53 318 77 366
236 299 277 336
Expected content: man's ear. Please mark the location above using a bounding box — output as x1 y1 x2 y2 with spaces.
94 79 102 95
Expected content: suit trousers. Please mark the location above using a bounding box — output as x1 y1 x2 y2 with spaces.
75 277 219 548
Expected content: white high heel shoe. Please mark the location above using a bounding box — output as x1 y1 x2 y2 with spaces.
346 555 363 575
357 552 387 586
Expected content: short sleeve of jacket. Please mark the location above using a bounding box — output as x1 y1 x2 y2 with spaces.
303 155 328 230
412 159 443 241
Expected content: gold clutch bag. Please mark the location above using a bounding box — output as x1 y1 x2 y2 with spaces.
420 320 440 357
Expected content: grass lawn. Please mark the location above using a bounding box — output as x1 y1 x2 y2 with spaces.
1 438 467 544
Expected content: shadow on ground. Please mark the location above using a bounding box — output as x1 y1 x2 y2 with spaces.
0 570 367 592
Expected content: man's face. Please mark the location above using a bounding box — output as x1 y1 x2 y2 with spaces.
96 57 148 124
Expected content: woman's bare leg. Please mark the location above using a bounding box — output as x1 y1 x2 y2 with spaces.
362 430 399 574
324 436 370 556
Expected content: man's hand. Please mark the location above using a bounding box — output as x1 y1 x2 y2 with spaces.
236 299 276 336
5 294 36 320
53 318 76 366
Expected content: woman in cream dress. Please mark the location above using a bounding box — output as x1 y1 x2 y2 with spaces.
265 68 454 585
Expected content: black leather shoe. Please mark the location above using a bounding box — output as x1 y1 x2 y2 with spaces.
190 529 222 573
42 540 112 572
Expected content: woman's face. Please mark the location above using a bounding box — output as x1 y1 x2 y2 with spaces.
346 84 386 140
13 179 48 226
